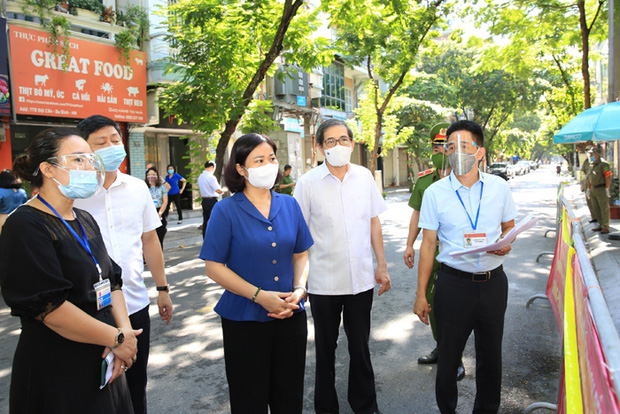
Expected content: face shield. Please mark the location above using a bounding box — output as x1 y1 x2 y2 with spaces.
444 134 480 176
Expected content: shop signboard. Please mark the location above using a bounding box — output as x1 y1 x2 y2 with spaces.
0 18 10 116
9 25 146 122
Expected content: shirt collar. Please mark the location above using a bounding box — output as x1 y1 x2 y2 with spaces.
234 190 281 223
318 162 353 182
95 171 128 195
448 169 484 191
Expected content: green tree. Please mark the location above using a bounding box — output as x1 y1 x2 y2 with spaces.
321 0 448 172
159 0 331 180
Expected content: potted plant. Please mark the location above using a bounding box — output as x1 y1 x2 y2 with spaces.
21 0 72 65
114 5 149 66
101 6 115 24
68 0 103 21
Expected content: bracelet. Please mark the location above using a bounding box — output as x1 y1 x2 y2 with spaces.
251 287 262 303
294 285 307 295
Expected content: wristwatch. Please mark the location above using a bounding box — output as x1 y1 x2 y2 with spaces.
112 328 124 349
156 285 169 292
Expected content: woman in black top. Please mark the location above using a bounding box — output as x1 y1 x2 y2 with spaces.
0 128 141 413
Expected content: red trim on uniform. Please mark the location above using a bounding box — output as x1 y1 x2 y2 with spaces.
418 169 433 177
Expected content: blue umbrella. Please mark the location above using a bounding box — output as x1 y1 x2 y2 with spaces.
553 101 620 143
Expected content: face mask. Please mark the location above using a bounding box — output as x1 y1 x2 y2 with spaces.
324 145 352 167
244 162 279 189
95 145 126 172
53 169 99 199
431 152 450 170
589 156 596 163
448 148 479 176
168 169 174 174
147 176 157 183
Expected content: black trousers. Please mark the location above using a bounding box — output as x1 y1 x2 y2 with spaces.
164 193 182 221
156 216 167 249
126 305 151 414
434 268 508 414
201 197 217 238
221 311 307 414
309 289 378 414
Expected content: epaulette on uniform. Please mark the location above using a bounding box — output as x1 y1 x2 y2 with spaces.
418 169 434 178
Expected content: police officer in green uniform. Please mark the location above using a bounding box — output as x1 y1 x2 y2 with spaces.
581 155 597 223
403 122 465 381
588 147 612 234
280 164 295 195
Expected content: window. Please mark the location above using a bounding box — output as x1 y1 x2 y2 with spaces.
345 87 353 113
320 62 345 111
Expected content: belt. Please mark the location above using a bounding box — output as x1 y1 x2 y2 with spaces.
593 184 606 188
440 263 503 282
202 196 218 199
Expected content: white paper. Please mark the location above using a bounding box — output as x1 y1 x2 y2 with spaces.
100 352 115 390
449 214 538 257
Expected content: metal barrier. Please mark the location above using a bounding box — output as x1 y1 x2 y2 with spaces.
525 187 620 412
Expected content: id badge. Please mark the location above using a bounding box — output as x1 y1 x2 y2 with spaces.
464 232 487 248
94 279 112 311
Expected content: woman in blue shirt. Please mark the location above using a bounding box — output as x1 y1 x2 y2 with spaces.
0 169 28 235
164 164 186 224
200 133 313 414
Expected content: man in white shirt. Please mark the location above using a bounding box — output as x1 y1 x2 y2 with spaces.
414 120 518 414
74 115 173 414
197 161 227 238
294 118 391 414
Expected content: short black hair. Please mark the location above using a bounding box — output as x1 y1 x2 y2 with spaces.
284 164 292 171
316 118 354 147
0 169 21 189
446 120 484 147
167 164 176 173
12 128 80 188
77 115 122 141
205 161 215 169
224 133 282 193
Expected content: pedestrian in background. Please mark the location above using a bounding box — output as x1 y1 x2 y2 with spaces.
164 164 186 224
197 161 227 239
146 167 169 249
581 154 597 223
294 118 391 414
414 120 518 413
279 164 295 195
201 133 313 414
75 115 173 414
588 146 612 234
403 122 465 381
0 127 139 413
0 169 27 235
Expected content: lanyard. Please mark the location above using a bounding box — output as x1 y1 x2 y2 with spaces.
450 177 484 231
37 195 102 281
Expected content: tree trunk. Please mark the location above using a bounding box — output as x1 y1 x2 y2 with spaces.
213 0 304 180
578 0 591 109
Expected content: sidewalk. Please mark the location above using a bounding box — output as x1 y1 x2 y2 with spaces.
563 183 620 332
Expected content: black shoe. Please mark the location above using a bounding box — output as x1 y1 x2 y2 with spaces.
418 347 438 364
589 219 598 223
456 361 465 381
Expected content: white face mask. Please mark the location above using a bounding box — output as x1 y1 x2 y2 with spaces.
324 145 352 167
244 162 279 189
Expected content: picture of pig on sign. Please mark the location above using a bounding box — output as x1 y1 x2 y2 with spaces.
127 86 139 97
35 74 48 86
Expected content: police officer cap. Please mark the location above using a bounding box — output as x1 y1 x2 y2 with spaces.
430 122 450 145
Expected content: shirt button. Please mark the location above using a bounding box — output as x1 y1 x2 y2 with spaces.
268 226 273 231
272 259 277 264
272 242 276 247
274 276 279 281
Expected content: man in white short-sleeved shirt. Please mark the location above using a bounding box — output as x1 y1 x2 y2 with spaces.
414 120 517 414
197 161 227 238
74 115 173 414
294 118 391 414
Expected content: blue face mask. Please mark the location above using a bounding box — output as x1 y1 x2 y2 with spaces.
589 156 596 163
95 145 126 172
53 169 99 199
168 169 174 174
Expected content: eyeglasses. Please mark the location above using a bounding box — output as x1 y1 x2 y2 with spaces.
323 136 353 148
444 141 478 154
47 153 105 173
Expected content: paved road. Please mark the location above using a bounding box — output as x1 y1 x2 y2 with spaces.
0 166 563 413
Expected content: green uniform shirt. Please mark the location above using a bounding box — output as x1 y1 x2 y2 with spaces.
408 169 441 211
281 175 294 195
588 160 611 188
